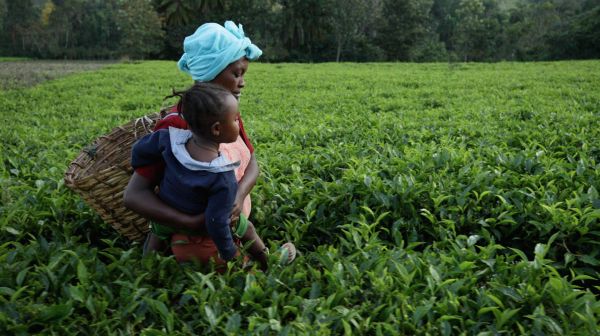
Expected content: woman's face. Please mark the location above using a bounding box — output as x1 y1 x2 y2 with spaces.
210 57 249 100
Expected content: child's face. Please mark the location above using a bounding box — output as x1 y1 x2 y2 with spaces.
219 94 240 143
211 58 249 100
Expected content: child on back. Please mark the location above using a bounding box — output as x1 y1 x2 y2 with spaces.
130 83 269 269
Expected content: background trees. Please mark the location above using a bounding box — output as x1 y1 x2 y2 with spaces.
1 0 598 61
116 0 164 59
377 0 434 61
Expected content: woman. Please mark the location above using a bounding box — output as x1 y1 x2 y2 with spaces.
123 21 295 267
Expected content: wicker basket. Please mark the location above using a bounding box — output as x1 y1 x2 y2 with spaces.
64 113 162 242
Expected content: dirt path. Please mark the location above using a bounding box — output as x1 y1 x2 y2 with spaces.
0 60 116 90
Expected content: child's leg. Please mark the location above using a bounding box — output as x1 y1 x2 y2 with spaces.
143 232 167 256
239 221 268 271
143 222 177 256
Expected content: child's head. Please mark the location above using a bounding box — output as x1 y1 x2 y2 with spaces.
172 83 240 143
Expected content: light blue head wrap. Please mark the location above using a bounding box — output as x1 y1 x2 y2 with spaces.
177 21 262 82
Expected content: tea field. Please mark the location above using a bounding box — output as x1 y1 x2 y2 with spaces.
1 61 599 334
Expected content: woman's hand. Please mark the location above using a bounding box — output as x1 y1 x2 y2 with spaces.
124 172 206 233
182 213 206 233
229 192 244 223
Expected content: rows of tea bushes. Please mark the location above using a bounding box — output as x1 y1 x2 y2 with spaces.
1 61 599 334
250 62 600 274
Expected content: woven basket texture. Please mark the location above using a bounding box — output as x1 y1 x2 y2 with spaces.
64 113 162 241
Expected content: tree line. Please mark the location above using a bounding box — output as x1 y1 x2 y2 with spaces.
1 0 599 62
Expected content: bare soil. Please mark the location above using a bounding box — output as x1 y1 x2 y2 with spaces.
0 60 116 89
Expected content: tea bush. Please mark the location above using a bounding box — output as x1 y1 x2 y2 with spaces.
0 61 599 334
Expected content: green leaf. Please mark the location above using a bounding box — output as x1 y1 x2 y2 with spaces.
10 286 29 302
0 287 15 296
578 255 600 266
205 306 217 328
467 235 480 247
68 285 85 303
269 319 282 331
509 248 529 262
77 260 89 285
486 293 504 309
363 175 372 187
226 313 241 332
496 308 521 329
3 226 21 235
16 267 29 287
478 306 499 316
429 265 441 283
38 303 73 322
342 319 352 335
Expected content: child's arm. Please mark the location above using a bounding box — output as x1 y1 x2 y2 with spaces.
205 176 238 261
131 129 168 168
123 172 206 232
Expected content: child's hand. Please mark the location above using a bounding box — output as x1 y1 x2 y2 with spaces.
224 248 249 271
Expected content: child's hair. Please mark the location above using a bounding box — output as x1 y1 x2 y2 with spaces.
165 83 233 137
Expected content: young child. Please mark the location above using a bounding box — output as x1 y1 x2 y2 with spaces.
130 83 269 269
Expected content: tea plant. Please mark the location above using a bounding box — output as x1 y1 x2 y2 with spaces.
0 61 599 334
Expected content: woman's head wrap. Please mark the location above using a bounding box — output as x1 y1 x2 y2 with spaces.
177 21 262 82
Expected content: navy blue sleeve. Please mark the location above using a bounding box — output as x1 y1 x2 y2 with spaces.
131 129 169 169
205 174 237 261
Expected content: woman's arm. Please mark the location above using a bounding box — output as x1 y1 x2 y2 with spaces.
230 153 259 220
123 172 206 233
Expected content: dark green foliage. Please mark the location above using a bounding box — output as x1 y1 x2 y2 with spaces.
377 0 435 61
0 0 163 59
115 0 165 60
2 0 600 61
549 5 600 59
0 0 6 34
0 61 599 333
